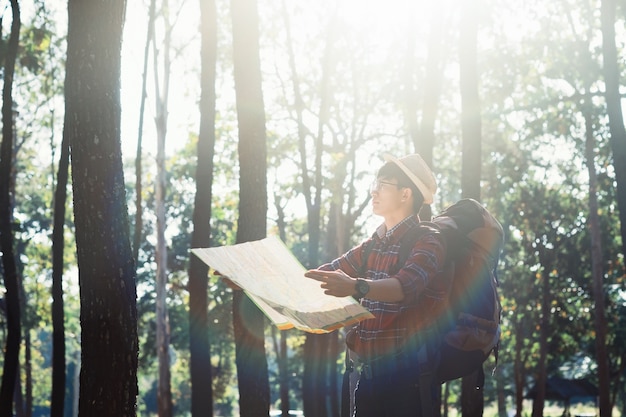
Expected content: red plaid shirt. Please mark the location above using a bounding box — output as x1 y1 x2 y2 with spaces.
319 215 447 359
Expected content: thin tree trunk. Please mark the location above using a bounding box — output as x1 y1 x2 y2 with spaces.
0 1 21 415
459 0 481 202
415 4 446 221
188 0 218 414
531 262 550 417
459 1 483 415
152 0 173 414
601 0 626 266
22 331 31 417
583 103 612 417
51 131 69 417
513 320 525 417
302 10 339 417
496 367 506 417
599 4 626 415
273 196 291 416
231 0 270 414
133 0 155 262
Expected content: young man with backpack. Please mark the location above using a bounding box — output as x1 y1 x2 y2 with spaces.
305 153 447 417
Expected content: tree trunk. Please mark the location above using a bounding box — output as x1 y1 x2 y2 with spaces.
459 1 483 415
188 0 218 414
273 197 291 416
415 4 446 221
531 262 550 417
459 0 482 202
65 0 138 415
231 0 270 414
51 134 70 417
583 103 612 417
513 320 525 417
152 0 173 414
301 12 338 417
132 0 155 262
601 0 626 267
0 1 21 415
496 366 507 417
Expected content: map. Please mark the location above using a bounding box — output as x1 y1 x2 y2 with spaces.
191 236 373 333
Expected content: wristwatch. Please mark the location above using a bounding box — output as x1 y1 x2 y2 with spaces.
354 278 370 299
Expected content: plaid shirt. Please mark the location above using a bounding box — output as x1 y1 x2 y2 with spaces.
319 215 447 359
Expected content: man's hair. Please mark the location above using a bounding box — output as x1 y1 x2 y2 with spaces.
377 161 425 213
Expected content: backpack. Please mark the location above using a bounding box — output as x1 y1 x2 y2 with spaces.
429 198 503 383
343 198 503 417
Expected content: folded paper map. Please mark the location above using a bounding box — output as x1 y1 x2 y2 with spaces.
191 236 373 333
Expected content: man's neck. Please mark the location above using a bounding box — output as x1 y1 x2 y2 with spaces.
384 211 417 231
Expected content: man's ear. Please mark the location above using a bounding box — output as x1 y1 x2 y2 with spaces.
402 187 412 202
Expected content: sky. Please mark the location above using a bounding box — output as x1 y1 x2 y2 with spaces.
119 0 202 161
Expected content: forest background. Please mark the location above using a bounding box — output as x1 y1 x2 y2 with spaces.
0 0 625 416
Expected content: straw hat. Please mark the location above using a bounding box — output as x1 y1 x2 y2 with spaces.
383 153 437 204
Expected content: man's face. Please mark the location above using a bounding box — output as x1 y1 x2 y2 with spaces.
370 177 406 217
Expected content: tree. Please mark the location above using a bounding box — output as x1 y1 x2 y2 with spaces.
601 0 626 266
151 0 175 414
411 2 449 220
0 1 21 415
583 101 612 417
132 0 155 262
50 134 69 417
230 0 270 414
64 0 138 414
458 0 484 415
599 3 625 414
188 0 218 414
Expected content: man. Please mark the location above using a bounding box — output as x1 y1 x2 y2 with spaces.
305 153 447 417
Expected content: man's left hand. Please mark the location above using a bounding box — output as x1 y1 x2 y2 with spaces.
304 269 356 298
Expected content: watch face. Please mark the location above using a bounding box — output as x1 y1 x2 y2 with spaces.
356 279 369 296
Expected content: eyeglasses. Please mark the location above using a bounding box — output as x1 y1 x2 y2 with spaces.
370 180 400 193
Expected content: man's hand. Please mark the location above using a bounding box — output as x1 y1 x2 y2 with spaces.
304 269 356 298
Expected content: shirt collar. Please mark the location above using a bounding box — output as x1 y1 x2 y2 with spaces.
375 215 421 242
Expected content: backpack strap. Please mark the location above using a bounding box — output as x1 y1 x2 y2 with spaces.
356 236 376 278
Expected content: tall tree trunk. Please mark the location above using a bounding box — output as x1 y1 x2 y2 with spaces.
188 0 218 414
496 366 507 417
271 326 291 417
600 3 624 416
415 4 446 221
583 103 612 417
459 1 483 415
459 0 482 202
273 196 291 416
531 259 550 417
51 134 70 417
0 1 21 415
152 0 173 414
513 319 525 417
231 0 270 414
65 0 138 415
301 11 338 417
601 0 626 267
133 0 156 262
